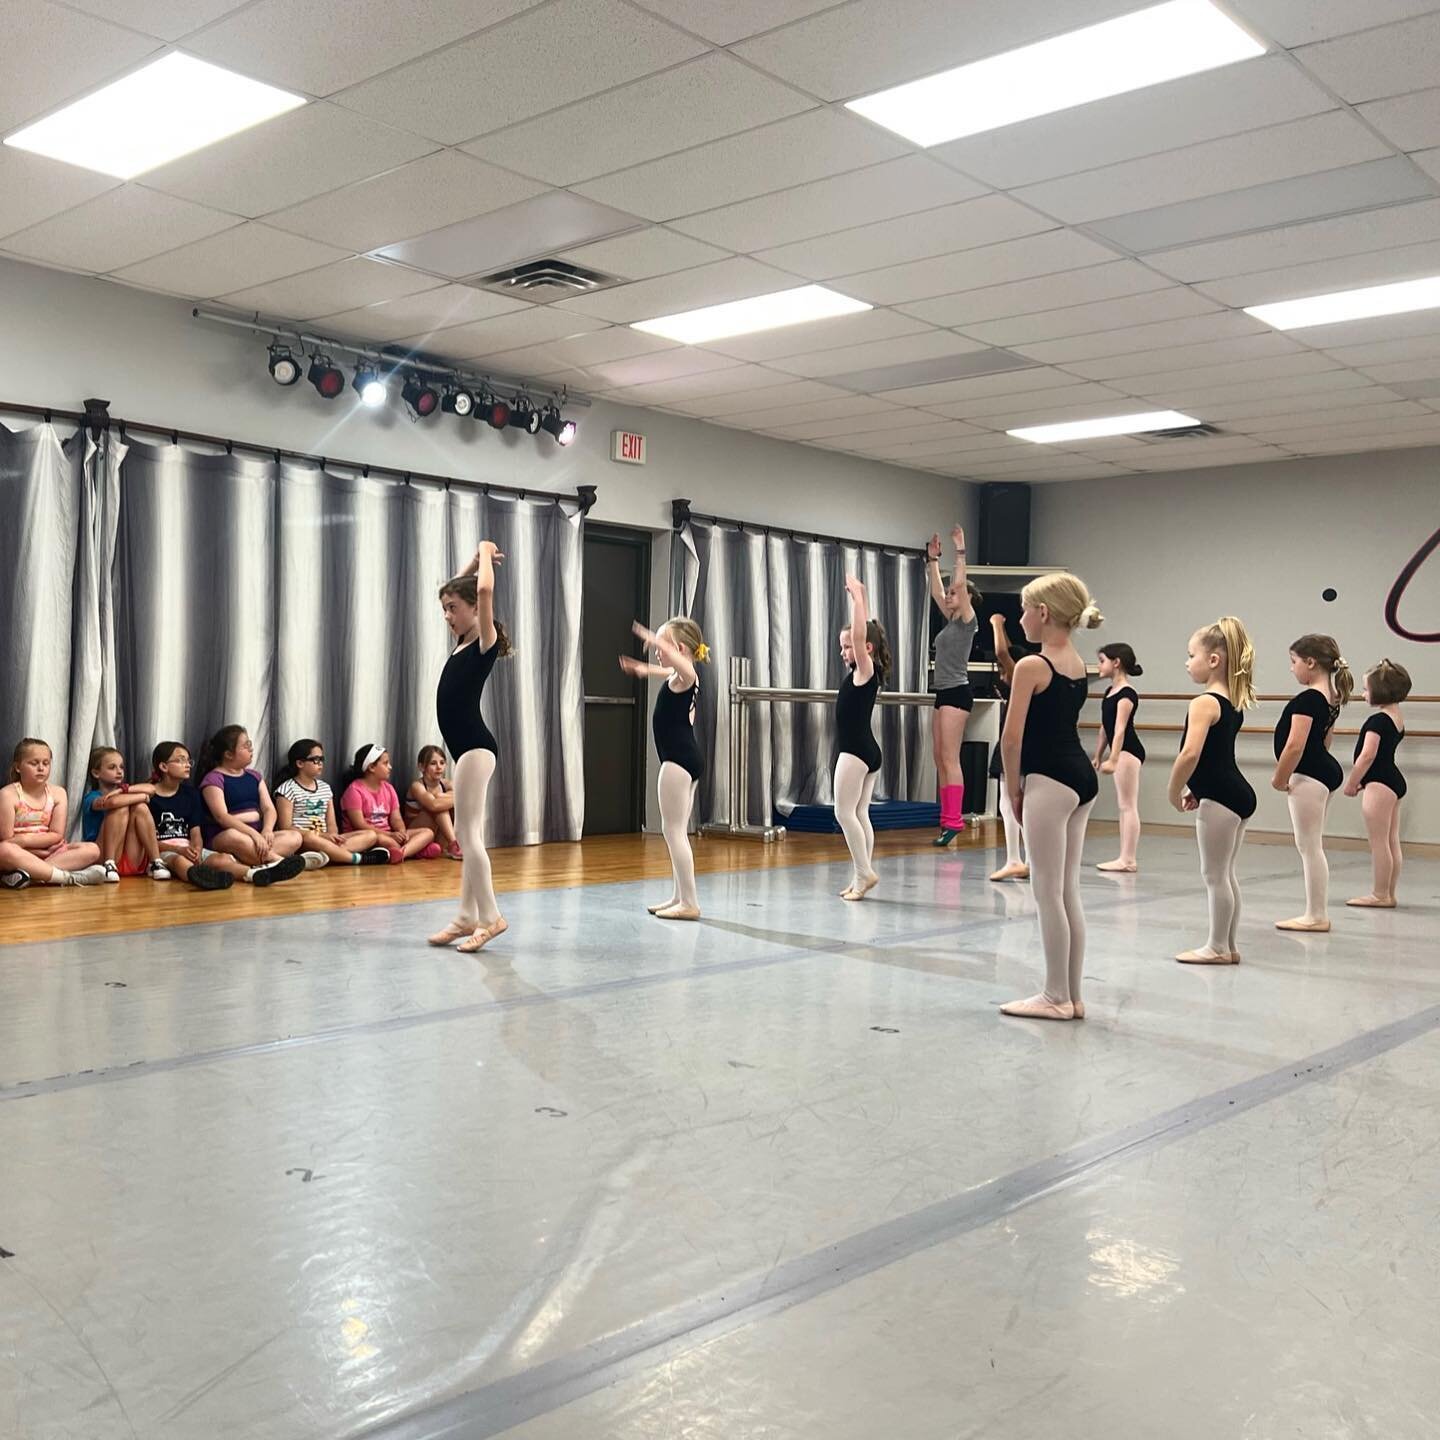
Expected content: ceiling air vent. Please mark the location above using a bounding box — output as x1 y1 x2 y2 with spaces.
1137 422 1223 440
471 258 619 300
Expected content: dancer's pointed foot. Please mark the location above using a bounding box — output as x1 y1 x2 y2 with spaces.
989 862 1029 882
1175 947 1238 964
457 917 508 953
1275 916 1331 932
841 872 879 901
655 903 700 921
1096 859 1137 873
1346 894 1396 908
428 920 471 947
1000 993 1075 1021
647 897 679 915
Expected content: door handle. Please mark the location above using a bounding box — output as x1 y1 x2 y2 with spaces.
584 695 637 706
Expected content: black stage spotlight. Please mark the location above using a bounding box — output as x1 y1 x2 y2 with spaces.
268 343 301 386
441 384 476 418
507 397 542 434
540 403 577 446
402 374 440 418
483 393 511 429
307 355 345 399
353 365 387 408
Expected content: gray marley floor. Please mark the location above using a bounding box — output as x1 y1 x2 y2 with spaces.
1 834 1438 1440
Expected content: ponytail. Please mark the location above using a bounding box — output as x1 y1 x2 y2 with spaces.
1198 617 1256 710
1291 633 1352 705
866 619 892 685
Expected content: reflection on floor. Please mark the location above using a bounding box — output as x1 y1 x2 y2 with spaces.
2 831 1437 1439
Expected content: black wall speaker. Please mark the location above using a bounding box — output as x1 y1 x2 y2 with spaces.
977 483 1031 566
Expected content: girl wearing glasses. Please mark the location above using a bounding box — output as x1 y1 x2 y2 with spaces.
274 738 388 866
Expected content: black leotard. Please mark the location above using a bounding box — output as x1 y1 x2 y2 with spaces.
1019 657 1098 802
1183 692 1256 820
1274 688 1342 791
1354 713 1406 798
653 679 704 781
1101 685 1146 763
436 636 501 761
836 669 882 774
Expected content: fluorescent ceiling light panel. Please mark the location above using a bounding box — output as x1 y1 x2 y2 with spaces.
1009 410 1199 443
845 0 1264 147
4 52 307 179
632 286 871 344
1245 275 1440 331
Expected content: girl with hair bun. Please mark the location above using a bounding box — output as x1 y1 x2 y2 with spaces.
834 575 892 902
1271 633 1352 933
621 615 710 921
1093 642 1145 874
1169 617 1257 965
1344 658 1411 909
999 572 1103 1021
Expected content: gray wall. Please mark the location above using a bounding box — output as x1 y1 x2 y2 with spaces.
1032 452 1440 842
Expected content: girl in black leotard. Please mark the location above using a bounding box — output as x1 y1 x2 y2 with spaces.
621 616 709 920
1271 633 1353 933
1344 658 1411 910
999 572 1104 1023
834 576 892 902
1170 617 1258 965
429 541 510 954
1093 642 1146 874
987 613 1028 882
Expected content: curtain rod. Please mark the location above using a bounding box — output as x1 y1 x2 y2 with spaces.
671 498 927 558
0 400 598 511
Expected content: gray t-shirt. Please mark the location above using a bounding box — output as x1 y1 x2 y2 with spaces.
934 613 977 690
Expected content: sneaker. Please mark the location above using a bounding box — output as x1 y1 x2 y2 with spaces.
300 851 330 871
188 864 235 891
70 864 110 887
447 843 463 861
360 847 390 866
2 870 32 889
250 854 305 887
149 859 172 880
420 841 443 860
102 859 120 883
387 846 405 865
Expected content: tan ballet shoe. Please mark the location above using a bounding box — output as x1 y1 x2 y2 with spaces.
1275 917 1332 932
655 903 700 921
1095 860 1137 873
989 863 1029 882
1072 1000 1086 1020
647 898 679 914
457 917 508 953
1000 993 1075 1020
1175 948 1238 965
427 921 471 947
1346 895 1396 909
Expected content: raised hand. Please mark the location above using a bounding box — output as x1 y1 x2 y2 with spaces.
844 574 866 601
926 532 942 561
618 655 648 677
478 540 505 565
952 525 966 551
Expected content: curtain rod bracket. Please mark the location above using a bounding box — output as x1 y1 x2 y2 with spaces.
82 397 110 442
576 484 597 515
671 497 692 530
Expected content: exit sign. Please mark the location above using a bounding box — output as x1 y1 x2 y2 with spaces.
612 429 647 465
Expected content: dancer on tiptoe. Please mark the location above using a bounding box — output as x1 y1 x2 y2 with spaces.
834 575 891 902
926 525 980 847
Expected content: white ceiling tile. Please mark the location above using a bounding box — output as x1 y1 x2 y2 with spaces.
959 288 1222 348
1233 0 1440 46
573 110 906 223
552 256 798 323
187 0 543 96
670 156 985 253
1286 430 1440 453
1144 199 1440 284
602 366 789 405
588 349 743 388
896 262 1172 328
62 1 250 42
1282 308 1440 349
0 0 158 132
752 195 1054 282
335 0 706 145
1119 352 1343 396
1412 147 1440 187
1193 238 1440 306
0 147 117 240
883 431 1026 454
698 308 932 363
729 0 1139 102
748 394 901 426
1232 400 1430 432
932 56 1334 190
1015 311 1267 365
1 185 235 273
312 286 532 343
1357 87 1440 151
264 151 548 254
884 367 1088 407
838 230 1118 307
1012 114 1390 225
410 307 610 361
766 408 931 441
1063 333 1306 382
1356 356 1440 382
940 384 1139 423
1140 370 1379 409
501 327 680 371
843 420 981 447
1324 333 1440 366
1198 386 1405 421
628 0 847 44
1253 413 1440 443
1294 12 1440 103
217 257 444 319
768 331 987 379
556 228 731 282
673 382 860 418
141 103 436 219
111 222 348 296
462 54 814 187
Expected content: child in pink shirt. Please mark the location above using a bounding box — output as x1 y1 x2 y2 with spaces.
339 744 438 863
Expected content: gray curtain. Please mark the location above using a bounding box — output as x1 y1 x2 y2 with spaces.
673 517 928 825
1 421 585 847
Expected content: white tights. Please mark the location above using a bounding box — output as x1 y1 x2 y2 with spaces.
998 777 1025 868
454 748 500 929
1196 800 1245 955
1023 774 1094 1005
658 761 699 910
834 753 878 890
1286 774 1331 922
